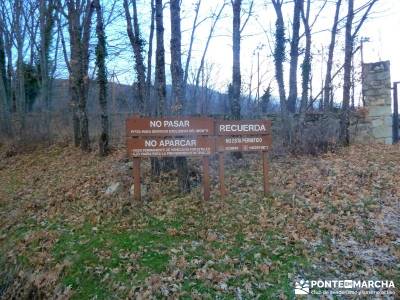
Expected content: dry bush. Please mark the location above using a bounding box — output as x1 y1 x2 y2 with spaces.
0 111 131 155
271 113 340 156
293 114 340 155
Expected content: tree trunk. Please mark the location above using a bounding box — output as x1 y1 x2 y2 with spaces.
155 0 166 118
146 0 155 116
0 24 11 136
323 0 341 111
231 0 241 120
94 0 109 156
66 0 94 151
123 0 146 114
0 74 9 135
15 0 26 137
152 0 167 176
300 0 311 113
3 22 14 114
272 0 291 143
272 1 286 113
39 0 55 138
170 0 190 193
170 0 185 115
340 0 354 146
287 0 303 113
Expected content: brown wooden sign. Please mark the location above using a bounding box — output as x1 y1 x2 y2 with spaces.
126 116 214 137
126 116 272 202
215 120 271 136
127 136 215 157
216 135 272 152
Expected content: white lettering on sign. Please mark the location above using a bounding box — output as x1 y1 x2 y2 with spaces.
149 120 162 128
159 139 196 147
163 120 190 128
219 124 266 133
149 120 190 128
145 140 157 147
225 137 263 144
143 139 197 147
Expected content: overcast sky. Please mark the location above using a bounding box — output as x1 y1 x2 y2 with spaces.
103 0 399 105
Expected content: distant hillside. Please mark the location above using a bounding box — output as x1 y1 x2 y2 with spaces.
32 79 279 117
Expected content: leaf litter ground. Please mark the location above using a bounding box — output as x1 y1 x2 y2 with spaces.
0 143 399 299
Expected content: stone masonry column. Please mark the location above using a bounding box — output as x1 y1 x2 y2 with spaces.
362 61 392 144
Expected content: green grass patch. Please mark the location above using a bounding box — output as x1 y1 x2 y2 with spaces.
51 217 185 299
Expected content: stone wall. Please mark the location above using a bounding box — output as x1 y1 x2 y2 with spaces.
361 61 392 144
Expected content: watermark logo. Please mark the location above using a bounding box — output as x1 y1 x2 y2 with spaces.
293 278 396 297
294 279 310 295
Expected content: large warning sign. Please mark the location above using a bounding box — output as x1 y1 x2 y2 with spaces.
125 115 273 201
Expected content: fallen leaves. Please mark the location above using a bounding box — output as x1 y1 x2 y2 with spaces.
0 143 399 298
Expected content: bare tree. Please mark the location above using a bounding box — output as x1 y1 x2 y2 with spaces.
339 0 354 145
14 0 27 135
231 0 241 120
183 0 201 93
123 0 146 114
146 0 155 115
287 0 303 113
65 0 94 151
154 0 166 118
0 2 14 117
170 0 185 114
271 0 286 113
150 0 167 176
0 16 11 135
300 0 310 113
340 0 378 145
299 0 327 112
323 0 341 110
38 0 56 135
23 1 40 68
94 0 109 156
170 0 190 193
193 2 226 112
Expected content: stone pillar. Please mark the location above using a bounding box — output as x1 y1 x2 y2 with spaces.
363 61 392 144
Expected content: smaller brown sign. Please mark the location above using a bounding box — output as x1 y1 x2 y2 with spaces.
126 116 214 137
216 120 271 136
217 135 272 152
127 136 215 157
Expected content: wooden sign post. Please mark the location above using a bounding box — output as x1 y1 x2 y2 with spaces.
218 153 226 198
262 151 269 194
202 156 210 201
215 120 272 197
126 116 272 201
133 157 141 201
126 116 215 201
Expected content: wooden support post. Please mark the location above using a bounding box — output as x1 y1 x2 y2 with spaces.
218 152 226 198
133 157 141 201
202 156 210 201
262 151 270 195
